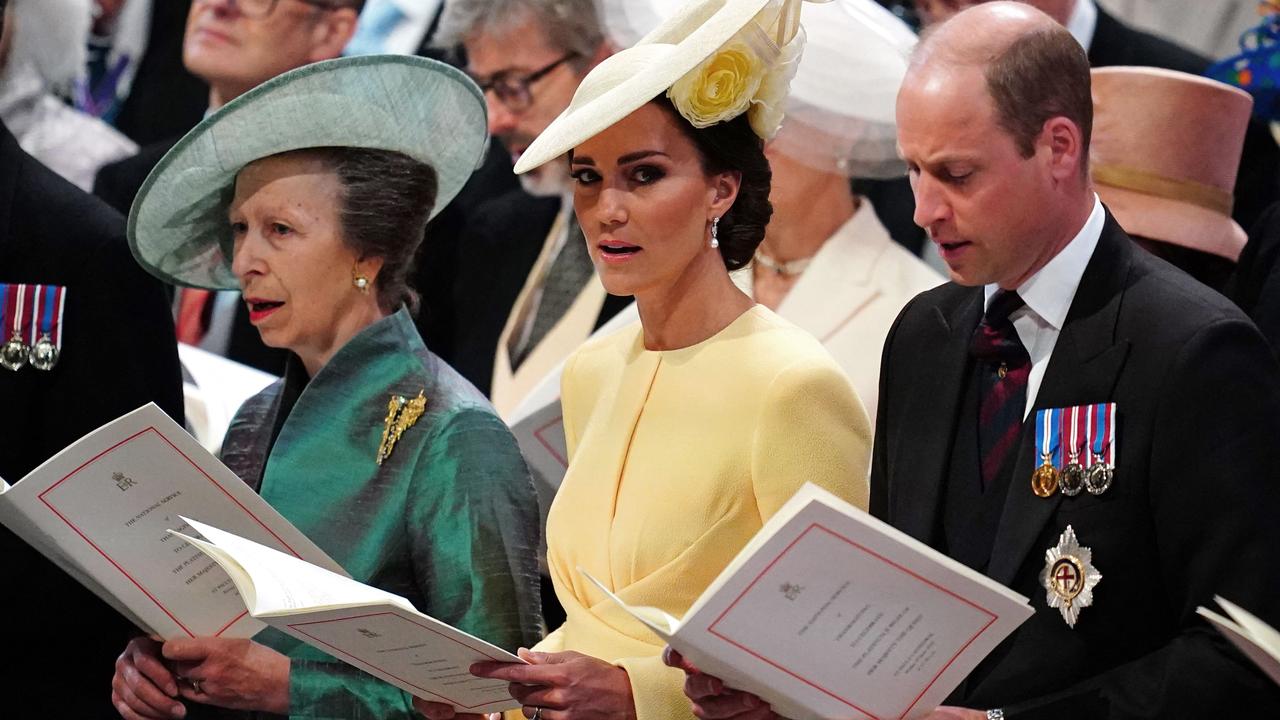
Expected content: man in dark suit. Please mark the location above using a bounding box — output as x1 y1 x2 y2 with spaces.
0 109 184 713
911 0 1280 233
671 4 1280 718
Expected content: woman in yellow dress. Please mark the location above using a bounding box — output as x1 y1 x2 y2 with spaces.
418 1 869 719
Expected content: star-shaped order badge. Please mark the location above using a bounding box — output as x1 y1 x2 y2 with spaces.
1039 525 1102 628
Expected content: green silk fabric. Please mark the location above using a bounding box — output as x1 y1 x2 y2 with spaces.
222 309 542 719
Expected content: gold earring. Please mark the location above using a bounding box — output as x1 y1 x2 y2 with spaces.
352 265 370 293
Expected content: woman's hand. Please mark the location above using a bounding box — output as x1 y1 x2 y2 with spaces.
663 647 782 720
113 637 187 720
472 649 637 720
411 698 497 720
161 637 291 714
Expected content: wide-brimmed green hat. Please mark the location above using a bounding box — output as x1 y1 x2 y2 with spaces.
128 54 488 289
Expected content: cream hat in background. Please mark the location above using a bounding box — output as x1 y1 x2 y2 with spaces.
513 0 816 175
128 55 489 289
1091 66 1252 261
597 0 916 178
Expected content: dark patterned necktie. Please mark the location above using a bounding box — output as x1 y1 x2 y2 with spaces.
971 290 1030 489
512 213 593 370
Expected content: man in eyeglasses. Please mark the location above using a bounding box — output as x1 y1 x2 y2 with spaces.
92 0 360 378
437 0 628 419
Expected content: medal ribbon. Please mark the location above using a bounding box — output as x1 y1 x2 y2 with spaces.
1036 407 1061 465
36 285 66 348
1061 405 1081 463
23 285 38 344
7 283 26 342
1104 403 1116 466
1086 402 1118 466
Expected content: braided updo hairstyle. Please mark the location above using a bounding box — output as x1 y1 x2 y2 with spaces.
653 95 773 270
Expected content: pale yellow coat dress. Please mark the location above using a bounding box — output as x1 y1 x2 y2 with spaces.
532 304 873 720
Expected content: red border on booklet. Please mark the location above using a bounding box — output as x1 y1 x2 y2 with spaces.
534 415 569 469
287 611 514 709
707 523 1000 720
37 426 305 638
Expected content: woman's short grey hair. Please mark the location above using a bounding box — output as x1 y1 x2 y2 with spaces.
436 0 604 66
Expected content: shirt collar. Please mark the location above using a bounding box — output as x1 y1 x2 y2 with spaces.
1066 0 1098 52
985 194 1105 330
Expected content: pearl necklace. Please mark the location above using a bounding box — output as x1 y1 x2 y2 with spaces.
753 247 813 276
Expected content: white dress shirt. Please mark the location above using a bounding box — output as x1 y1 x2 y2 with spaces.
984 194 1106 418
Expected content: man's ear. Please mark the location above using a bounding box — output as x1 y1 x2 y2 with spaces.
1041 116 1086 185
309 7 360 62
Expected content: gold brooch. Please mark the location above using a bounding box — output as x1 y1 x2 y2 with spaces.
377 390 426 465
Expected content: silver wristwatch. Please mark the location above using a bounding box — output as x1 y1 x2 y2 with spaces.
986 710 1005 720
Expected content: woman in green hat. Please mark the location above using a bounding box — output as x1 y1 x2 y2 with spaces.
110 55 542 720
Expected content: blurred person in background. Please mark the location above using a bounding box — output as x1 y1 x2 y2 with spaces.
438 0 630 412
0 0 136 191
79 0 208 145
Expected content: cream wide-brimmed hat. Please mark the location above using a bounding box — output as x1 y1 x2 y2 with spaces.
1091 66 1251 261
513 0 814 175
129 55 488 289
596 0 916 178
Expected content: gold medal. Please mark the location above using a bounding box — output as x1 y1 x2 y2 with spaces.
1039 525 1102 628
377 390 427 465
1031 452 1060 497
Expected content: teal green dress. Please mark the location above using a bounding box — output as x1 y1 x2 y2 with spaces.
220 309 542 720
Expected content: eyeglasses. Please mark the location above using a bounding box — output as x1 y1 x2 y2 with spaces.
473 53 578 113
210 0 345 20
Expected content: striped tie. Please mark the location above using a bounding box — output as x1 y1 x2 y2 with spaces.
971 290 1030 489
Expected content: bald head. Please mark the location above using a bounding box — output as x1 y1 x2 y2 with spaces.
913 0 1076 27
907 1 1092 162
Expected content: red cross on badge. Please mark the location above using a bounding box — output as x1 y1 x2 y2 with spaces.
1040 525 1102 628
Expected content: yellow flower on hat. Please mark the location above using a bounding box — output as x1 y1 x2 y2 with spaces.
668 40 766 129
748 28 804 140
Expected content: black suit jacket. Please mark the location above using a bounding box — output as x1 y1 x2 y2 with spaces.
450 188 631 396
871 214 1280 716
1088 7 1280 232
1228 201 1280 356
0 123 184 716
112 0 207 146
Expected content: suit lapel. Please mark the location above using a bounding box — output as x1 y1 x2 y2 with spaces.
892 288 983 544
986 216 1134 585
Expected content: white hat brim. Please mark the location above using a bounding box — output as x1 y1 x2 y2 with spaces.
512 0 775 175
128 55 488 289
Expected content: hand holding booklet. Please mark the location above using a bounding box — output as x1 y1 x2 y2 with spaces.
173 517 523 713
583 483 1035 720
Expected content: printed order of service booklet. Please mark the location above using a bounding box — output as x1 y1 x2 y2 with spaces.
584 483 1035 720
174 517 523 714
1198 596 1280 686
0 403 344 640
